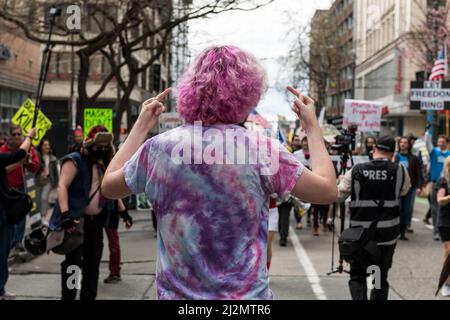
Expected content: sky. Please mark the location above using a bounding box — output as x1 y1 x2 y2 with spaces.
187 0 332 122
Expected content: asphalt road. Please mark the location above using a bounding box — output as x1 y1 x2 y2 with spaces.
6 197 448 300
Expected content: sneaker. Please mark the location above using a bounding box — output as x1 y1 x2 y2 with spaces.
423 217 431 225
442 284 450 297
296 223 303 230
313 228 319 236
434 234 441 241
279 238 287 247
0 291 16 300
399 235 409 241
406 227 414 234
104 275 122 284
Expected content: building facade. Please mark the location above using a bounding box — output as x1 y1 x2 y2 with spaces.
0 28 40 135
327 0 355 116
353 0 446 136
309 0 355 118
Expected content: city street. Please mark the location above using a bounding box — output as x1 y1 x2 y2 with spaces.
6 197 446 300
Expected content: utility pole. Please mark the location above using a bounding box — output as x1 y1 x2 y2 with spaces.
69 33 76 144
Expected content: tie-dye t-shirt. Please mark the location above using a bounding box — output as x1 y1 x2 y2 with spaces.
124 124 304 300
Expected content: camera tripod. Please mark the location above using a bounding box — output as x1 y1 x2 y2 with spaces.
327 151 353 276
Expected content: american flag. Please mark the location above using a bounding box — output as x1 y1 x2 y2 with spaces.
429 45 447 81
247 109 272 129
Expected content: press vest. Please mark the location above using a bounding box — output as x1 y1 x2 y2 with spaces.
350 160 405 246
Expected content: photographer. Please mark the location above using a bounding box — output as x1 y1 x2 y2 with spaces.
337 136 411 300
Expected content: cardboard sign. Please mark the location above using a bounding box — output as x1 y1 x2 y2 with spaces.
11 99 52 146
343 99 382 133
84 108 113 136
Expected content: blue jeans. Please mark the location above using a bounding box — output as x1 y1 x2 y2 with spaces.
0 206 15 295
11 186 26 248
400 186 416 236
11 218 25 248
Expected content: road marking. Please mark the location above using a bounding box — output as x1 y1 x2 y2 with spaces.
288 226 327 300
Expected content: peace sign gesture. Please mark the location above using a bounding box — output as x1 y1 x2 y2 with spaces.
138 88 171 132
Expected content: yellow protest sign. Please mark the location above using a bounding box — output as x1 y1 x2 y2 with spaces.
11 99 53 146
84 108 113 136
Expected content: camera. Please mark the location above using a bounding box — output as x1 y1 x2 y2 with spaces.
332 123 358 155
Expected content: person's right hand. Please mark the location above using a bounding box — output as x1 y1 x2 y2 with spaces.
287 86 319 132
137 88 171 133
28 128 37 139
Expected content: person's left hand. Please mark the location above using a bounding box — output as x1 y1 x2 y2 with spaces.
136 88 171 133
119 210 133 229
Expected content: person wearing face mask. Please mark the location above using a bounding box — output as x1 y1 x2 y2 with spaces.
48 125 129 300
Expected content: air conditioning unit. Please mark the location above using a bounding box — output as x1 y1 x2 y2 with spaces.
0 44 11 60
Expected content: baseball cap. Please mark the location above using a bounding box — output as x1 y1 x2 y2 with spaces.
376 136 396 153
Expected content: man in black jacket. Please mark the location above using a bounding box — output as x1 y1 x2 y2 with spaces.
395 137 424 239
338 136 411 300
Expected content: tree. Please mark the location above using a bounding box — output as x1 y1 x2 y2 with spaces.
284 9 340 115
406 0 449 73
0 0 274 140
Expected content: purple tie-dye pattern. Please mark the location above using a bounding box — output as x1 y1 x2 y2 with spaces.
124 124 303 300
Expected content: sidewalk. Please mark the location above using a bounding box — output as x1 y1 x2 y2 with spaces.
7 210 159 300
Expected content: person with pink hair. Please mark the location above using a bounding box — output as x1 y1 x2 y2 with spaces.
102 45 337 300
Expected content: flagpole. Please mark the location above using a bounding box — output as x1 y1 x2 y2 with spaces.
445 34 449 137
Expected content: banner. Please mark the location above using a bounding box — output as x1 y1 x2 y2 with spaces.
343 99 382 133
84 108 113 136
11 99 52 146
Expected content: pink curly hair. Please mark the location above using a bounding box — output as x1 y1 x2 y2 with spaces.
176 45 267 125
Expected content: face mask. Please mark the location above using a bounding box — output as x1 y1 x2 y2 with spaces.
90 149 109 161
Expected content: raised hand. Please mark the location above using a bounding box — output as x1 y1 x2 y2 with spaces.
137 88 171 133
287 86 318 132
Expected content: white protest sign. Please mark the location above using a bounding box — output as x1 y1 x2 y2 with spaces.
343 99 382 132
410 81 450 111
